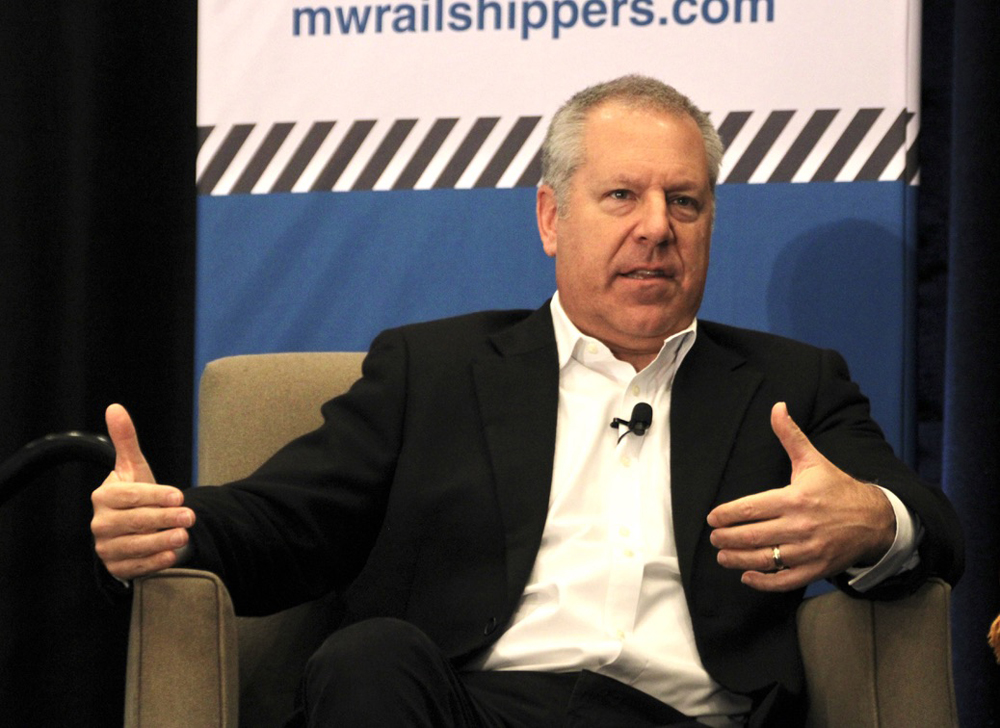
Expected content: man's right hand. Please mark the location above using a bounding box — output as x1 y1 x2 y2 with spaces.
90 404 195 580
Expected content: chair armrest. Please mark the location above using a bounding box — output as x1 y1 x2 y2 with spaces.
797 578 957 728
125 568 239 727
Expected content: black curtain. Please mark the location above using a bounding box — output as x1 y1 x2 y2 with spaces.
0 3 196 725
936 0 1000 724
1 1 997 725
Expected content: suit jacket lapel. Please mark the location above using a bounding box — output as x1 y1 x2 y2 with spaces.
472 304 559 607
469 311 767 606
671 327 763 592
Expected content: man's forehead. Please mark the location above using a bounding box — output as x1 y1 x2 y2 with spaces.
583 99 694 130
576 102 708 175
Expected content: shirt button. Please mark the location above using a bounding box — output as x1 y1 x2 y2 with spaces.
631 385 640 396
587 343 598 354
623 548 635 558
619 526 630 538
616 629 626 641
620 455 631 467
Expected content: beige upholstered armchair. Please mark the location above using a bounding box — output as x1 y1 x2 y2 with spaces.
125 353 959 727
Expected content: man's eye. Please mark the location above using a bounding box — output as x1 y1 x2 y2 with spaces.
669 196 702 221
610 189 632 200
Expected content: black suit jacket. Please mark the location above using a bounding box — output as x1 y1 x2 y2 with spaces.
185 303 963 707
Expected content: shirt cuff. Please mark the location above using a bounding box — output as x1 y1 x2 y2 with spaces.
846 486 923 593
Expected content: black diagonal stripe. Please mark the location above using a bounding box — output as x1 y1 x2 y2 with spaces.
271 121 336 193
310 120 377 191
197 126 214 153
474 116 541 188
393 119 458 190
768 110 838 183
351 119 418 191
230 123 295 194
433 118 499 189
855 110 914 181
515 147 543 188
197 124 254 195
715 112 752 152
392 119 458 190
901 129 920 184
725 111 794 184
811 109 883 182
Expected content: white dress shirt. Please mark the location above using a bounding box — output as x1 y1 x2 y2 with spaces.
473 293 919 725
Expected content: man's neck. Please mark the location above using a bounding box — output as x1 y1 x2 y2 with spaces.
549 294 697 375
608 347 658 372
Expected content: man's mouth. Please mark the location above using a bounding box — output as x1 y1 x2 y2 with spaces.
622 269 669 279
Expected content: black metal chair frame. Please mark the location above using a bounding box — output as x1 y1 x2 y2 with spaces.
0 431 115 507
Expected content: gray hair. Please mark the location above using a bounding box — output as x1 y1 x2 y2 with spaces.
540 75 723 210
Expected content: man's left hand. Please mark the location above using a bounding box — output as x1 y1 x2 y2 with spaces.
706 402 896 592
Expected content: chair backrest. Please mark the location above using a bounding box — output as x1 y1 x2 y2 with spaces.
198 352 365 485
198 352 365 727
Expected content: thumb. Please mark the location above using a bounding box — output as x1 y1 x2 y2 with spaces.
770 402 822 480
105 403 156 484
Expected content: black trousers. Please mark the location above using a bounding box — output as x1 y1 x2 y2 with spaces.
296 618 708 727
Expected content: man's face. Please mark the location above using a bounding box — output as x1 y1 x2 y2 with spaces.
538 101 714 365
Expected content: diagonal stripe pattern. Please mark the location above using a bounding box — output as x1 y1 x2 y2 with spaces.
196 108 919 195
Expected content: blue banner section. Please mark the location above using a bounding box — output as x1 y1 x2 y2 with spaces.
196 188 552 353
704 182 916 461
197 182 915 458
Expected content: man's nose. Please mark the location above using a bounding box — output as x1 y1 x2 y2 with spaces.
633 195 673 245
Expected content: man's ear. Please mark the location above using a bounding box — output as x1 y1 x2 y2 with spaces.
537 184 558 258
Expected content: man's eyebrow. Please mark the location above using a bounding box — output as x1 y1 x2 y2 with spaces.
603 174 644 188
602 174 705 193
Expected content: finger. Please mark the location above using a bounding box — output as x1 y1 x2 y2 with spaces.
707 488 787 528
104 548 186 581
92 480 185 512
91 503 194 540
105 403 156 483
716 544 793 573
740 566 816 593
96 525 190 562
770 402 823 478
709 516 798 550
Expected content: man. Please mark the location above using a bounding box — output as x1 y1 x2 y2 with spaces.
92 76 963 726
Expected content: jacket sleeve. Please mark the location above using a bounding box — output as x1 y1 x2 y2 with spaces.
801 348 964 598
182 328 410 615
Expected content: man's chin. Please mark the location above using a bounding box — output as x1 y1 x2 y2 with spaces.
619 308 694 339
603 318 692 350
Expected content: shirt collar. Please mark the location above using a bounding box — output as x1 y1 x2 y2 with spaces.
549 291 698 377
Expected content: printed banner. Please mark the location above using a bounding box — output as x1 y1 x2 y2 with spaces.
197 0 921 457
